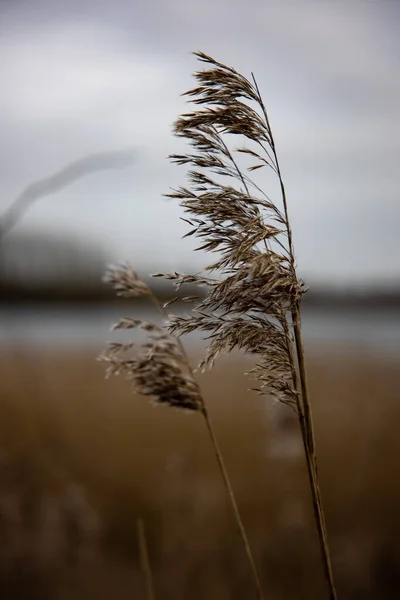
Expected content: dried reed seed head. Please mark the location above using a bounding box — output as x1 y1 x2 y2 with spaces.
158 52 305 406
152 271 216 290
100 265 204 411
103 264 150 298
101 322 204 412
112 317 162 332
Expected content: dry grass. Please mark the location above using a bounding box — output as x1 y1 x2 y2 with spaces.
1 344 400 599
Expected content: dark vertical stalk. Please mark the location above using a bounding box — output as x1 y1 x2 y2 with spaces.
253 74 337 599
202 406 265 600
149 290 266 600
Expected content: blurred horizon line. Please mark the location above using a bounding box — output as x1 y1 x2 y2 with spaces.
1 276 400 309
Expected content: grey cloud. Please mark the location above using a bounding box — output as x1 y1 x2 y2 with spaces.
0 0 399 282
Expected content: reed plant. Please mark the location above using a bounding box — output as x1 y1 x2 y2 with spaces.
101 52 337 599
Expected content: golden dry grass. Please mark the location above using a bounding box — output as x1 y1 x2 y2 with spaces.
0 343 400 599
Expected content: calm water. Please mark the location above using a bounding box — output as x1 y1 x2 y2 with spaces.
1 303 400 355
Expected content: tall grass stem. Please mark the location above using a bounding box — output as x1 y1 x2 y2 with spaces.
137 518 156 600
255 73 337 599
202 406 265 600
149 289 266 600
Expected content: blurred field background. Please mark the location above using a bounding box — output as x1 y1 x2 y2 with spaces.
1 0 400 598
1 309 400 598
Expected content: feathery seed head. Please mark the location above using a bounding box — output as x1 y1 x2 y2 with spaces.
100 265 203 412
161 52 305 406
103 264 150 298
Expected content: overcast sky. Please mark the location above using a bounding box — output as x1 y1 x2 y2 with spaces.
1 0 399 286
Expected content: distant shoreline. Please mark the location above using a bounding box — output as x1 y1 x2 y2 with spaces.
1 282 400 310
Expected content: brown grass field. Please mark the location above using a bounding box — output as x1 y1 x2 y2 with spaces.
0 342 399 599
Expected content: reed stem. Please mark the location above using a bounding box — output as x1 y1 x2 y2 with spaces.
202 406 266 600
137 518 156 600
292 309 337 600
149 290 265 600
255 75 337 599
